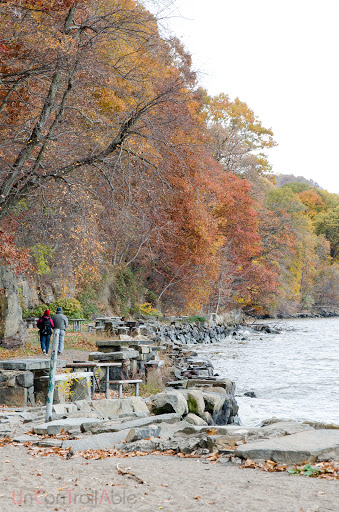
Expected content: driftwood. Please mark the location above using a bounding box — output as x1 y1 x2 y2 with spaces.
116 463 144 484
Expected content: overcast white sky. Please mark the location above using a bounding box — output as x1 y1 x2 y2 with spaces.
155 0 339 193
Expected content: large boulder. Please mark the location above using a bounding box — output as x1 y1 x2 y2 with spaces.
89 397 149 419
0 266 27 348
203 392 226 414
184 390 205 416
203 392 239 425
125 424 161 443
149 390 188 416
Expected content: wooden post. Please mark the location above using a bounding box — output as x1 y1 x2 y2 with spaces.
45 329 60 422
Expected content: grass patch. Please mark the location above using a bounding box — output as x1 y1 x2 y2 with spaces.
0 328 99 359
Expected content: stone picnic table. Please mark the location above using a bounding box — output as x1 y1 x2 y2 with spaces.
70 318 86 332
0 358 66 407
94 362 124 398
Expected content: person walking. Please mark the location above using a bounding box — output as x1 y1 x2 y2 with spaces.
37 309 54 354
51 306 69 355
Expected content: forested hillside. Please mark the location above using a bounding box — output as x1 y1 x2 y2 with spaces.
1 0 338 323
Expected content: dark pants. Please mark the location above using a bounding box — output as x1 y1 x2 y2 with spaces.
40 334 51 354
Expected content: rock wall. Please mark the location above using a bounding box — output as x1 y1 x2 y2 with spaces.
0 266 27 348
155 320 246 346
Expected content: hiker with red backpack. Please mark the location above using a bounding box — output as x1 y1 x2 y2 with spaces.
36 310 54 354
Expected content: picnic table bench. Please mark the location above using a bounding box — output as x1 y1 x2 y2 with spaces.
106 379 143 399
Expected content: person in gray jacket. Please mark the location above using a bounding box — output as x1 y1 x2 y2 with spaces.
52 307 69 355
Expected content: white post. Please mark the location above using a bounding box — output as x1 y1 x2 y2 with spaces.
45 329 60 422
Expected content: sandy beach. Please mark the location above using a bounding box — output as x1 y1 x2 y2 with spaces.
0 444 338 512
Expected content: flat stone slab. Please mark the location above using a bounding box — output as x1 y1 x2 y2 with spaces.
89 351 139 361
85 413 182 434
62 431 128 453
13 434 41 443
33 417 103 435
234 429 339 464
0 359 66 370
97 340 153 347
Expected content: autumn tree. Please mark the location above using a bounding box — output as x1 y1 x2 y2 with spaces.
0 0 197 219
205 93 276 181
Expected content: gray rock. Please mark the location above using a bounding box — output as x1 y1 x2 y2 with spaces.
37 439 63 447
74 400 93 412
66 411 104 420
34 417 103 435
214 394 239 425
89 397 148 419
19 412 44 423
52 403 77 415
118 436 211 454
118 412 148 419
116 438 161 452
185 390 205 416
63 431 128 453
125 425 161 443
244 391 256 398
16 371 34 388
0 386 28 407
85 413 181 434
204 386 227 394
69 377 91 401
259 421 314 438
203 392 226 414
186 378 235 394
149 390 188 416
234 429 339 464
185 413 207 426
13 434 40 443
201 411 213 425
0 265 27 348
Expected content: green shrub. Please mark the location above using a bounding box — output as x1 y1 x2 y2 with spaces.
50 298 83 318
78 287 101 319
186 314 206 323
23 298 83 319
22 304 49 318
113 266 146 316
131 302 162 318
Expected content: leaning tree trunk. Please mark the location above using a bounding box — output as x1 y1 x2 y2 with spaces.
0 265 27 348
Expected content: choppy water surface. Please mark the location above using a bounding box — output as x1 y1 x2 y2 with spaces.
195 317 339 426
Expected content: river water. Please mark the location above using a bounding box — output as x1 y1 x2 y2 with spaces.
195 317 339 427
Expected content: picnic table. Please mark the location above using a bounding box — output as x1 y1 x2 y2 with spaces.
70 318 86 332
95 362 123 398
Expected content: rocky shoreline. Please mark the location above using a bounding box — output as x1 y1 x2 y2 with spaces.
0 319 338 465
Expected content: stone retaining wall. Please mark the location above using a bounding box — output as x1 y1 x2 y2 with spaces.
154 321 246 346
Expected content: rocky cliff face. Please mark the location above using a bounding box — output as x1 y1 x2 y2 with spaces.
0 266 27 348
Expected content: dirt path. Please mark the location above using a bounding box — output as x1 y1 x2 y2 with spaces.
0 445 338 512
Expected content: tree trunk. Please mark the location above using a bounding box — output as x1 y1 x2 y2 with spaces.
0 265 27 348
